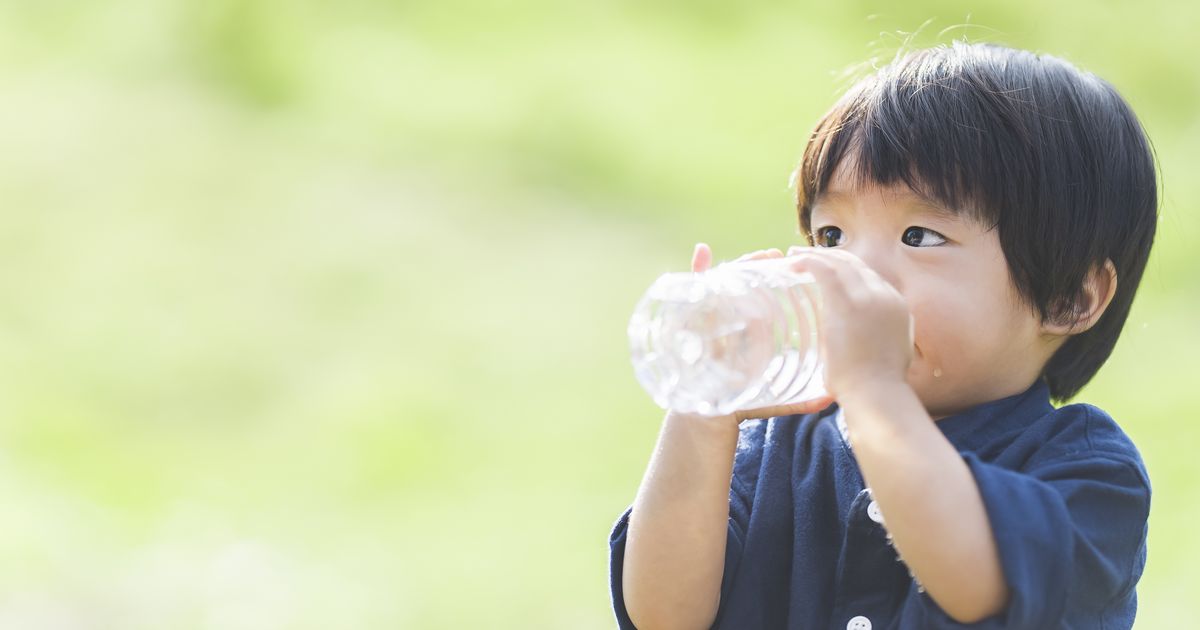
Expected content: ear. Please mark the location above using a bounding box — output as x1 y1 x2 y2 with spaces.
1042 260 1118 336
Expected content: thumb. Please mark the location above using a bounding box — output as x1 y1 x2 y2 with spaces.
691 242 713 272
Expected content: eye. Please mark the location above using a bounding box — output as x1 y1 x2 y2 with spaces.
901 226 947 248
813 226 845 248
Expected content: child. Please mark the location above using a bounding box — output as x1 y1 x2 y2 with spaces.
609 42 1155 629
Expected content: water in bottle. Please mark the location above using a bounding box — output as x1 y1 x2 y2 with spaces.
627 256 825 416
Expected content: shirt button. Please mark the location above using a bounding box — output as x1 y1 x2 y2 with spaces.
847 615 872 630
867 500 884 524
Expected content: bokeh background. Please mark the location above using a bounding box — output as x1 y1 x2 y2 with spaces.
0 1 1196 628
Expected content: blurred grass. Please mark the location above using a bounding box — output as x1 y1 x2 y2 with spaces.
0 1 1196 628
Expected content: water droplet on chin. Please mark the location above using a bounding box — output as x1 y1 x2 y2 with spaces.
932 367 943 378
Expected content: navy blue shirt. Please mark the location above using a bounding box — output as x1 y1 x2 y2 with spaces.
609 381 1150 629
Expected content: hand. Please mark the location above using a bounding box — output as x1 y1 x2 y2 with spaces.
689 243 835 421
784 245 914 399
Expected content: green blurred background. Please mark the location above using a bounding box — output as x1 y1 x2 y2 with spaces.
0 1 1195 628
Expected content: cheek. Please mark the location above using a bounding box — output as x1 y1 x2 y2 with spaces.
908 285 1012 366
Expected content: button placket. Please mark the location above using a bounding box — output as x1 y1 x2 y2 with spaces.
835 409 852 444
830 489 907 627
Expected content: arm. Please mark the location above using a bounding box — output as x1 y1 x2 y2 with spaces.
621 410 740 630
623 399 832 630
839 381 1007 622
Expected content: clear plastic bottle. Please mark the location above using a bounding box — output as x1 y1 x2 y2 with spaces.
627 257 825 416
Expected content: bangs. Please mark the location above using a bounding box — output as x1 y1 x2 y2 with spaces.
795 44 1037 240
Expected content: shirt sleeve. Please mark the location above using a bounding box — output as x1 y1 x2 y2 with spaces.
894 451 1150 628
607 507 638 630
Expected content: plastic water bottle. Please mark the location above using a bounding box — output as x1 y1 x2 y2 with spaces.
627 256 826 416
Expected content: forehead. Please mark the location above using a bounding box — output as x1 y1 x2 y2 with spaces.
812 179 961 223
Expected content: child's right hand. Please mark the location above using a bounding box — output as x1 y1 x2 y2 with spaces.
688 243 835 422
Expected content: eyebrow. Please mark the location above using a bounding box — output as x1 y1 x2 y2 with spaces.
811 190 963 222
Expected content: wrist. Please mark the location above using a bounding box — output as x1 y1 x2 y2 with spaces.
833 373 913 407
664 408 742 435
835 378 927 444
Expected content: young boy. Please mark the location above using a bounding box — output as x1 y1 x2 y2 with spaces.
609 42 1155 629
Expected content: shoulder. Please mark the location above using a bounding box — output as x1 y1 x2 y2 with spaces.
1034 403 1142 458
1016 403 1150 487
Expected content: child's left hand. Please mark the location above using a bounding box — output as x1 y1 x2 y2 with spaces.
785 245 915 400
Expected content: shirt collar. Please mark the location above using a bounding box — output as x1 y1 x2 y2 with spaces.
934 379 1055 452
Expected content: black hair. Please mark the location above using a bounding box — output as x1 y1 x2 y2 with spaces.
793 41 1158 401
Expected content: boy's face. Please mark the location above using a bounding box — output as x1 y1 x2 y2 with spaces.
808 167 1064 418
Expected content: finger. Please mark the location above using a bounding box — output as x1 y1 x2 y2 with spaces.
786 252 856 281
784 250 840 267
733 248 786 264
691 242 713 273
821 254 900 305
786 255 851 336
734 249 771 262
788 254 845 298
831 257 874 303
790 249 891 298
811 246 860 263
735 394 836 421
